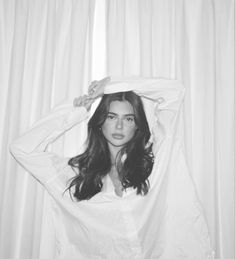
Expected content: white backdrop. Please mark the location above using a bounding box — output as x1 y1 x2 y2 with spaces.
0 0 234 259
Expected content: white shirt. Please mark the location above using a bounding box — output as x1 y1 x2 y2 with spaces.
10 77 215 259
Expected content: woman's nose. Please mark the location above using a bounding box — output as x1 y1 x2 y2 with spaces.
116 118 123 129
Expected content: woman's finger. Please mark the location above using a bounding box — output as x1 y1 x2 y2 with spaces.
88 81 98 90
91 80 98 85
87 77 111 100
89 77 110 91
73 96 82 107
98 76 110 85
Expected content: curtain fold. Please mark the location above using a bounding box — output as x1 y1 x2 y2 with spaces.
213 1 234 258
0 1 95 259
105 1 234 259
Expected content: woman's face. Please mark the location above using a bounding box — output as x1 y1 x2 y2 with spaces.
101 100 137 147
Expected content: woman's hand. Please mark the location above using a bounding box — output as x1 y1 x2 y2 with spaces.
73 77 111 111
88 76 111 99
73 95 93 111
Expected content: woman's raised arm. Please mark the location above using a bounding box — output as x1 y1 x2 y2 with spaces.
104 77 185 154
9 99 89 185
9 77 111 186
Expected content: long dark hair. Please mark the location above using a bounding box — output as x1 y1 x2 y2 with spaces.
66 91 154 201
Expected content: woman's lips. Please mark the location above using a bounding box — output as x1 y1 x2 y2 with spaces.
112 133 125 139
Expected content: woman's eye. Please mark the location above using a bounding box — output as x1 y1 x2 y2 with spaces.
107 115 116 120
125 117 134 122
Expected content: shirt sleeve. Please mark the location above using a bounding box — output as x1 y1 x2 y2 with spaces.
9 99 89 185
104 77 186 154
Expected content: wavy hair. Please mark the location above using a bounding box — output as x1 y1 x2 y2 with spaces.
66 91 154 201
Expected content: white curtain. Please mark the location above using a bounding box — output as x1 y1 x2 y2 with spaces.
0 0 95 258
105 1 234 258
0 0 234 259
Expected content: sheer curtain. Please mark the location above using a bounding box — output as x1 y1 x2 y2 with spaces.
0 0 234 259
105 1 234 259
0 0 95 258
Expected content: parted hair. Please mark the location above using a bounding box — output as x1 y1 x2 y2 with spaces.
66 91 154 201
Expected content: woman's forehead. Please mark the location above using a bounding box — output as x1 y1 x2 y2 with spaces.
109 100 134 114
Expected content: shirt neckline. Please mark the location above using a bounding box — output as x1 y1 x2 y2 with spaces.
101 174 134 198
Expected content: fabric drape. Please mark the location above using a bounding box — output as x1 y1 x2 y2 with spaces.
105 0 234 258
0 1 95 259
9 77 215 258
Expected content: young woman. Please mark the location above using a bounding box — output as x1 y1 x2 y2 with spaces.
10 77 215 259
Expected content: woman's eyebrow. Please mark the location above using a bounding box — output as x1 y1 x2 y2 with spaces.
108 112 135 117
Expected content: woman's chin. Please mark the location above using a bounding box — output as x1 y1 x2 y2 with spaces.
107 139 128 148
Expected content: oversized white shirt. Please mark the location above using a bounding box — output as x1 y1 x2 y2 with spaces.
10 77 215 259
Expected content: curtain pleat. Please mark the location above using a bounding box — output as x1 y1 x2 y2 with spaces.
0 1 95 259
105 1 234 258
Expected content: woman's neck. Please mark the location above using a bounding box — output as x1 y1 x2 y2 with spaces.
107 143 122 165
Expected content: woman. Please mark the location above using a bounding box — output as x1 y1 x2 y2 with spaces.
68 80 154 200
10 77 215 259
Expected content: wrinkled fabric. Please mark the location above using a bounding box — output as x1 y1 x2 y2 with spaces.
10 77 215 259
